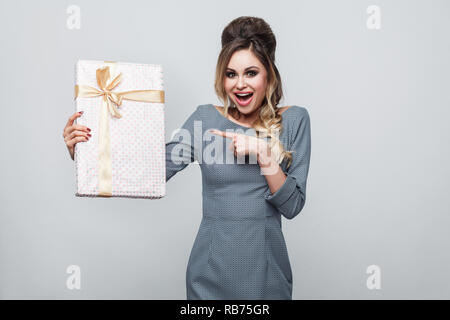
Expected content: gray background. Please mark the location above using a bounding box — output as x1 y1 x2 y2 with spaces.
0 0 449 299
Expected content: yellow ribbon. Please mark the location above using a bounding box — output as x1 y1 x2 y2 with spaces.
74 64 165 197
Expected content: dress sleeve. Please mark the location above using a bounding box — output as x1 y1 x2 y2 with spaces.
165 105 203 182
264 108 311 219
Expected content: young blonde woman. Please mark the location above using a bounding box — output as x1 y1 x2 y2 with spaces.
63 16 311 300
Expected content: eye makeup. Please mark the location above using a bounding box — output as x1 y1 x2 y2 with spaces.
226 70 258 78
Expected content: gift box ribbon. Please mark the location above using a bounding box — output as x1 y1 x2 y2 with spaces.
74 63 165 197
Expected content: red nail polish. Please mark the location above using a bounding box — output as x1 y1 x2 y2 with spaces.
87 133 91 137
79 111 84 114
87 128 91 132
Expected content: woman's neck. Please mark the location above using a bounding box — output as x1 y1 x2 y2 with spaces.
231 107 259 126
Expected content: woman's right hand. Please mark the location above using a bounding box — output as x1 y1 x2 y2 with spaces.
63 111 91 160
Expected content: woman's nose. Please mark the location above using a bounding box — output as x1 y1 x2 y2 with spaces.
236 76 247 89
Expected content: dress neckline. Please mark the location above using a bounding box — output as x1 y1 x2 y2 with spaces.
210 104 294 129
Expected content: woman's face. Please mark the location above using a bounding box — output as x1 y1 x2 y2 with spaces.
224 49 268 116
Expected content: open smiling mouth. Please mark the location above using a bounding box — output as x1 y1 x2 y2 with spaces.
234 92 254 105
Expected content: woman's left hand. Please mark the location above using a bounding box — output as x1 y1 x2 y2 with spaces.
209 129 269 158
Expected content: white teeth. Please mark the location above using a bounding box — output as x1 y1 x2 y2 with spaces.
236 93 252 97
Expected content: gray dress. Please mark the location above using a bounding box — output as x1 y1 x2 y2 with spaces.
165 104 311 299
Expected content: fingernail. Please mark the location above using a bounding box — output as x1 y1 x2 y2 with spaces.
87 128 91 132
87 133 91 137
79 111 84 114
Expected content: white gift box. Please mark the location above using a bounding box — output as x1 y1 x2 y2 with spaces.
74 59 166 199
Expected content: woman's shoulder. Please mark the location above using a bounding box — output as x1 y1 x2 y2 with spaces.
284 105 310 134
281 105 309 118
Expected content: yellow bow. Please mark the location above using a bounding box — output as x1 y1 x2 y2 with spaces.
74 64 165 197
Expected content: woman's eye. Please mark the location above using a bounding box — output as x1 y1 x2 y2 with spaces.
226 71 257 78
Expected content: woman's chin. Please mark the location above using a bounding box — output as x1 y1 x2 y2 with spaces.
235 104 249 113
237 107 258 117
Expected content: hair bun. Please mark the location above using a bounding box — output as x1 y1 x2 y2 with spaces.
221 16 276 61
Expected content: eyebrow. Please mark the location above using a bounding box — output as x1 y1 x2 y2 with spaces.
226 66 260 71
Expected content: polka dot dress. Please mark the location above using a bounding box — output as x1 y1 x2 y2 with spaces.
166 104 311 299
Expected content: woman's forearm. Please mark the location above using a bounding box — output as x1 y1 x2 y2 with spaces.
257 144 287 195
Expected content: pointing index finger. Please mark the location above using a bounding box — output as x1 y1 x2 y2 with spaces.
209 129 236 139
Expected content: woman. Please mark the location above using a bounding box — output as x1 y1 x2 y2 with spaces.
63 16 311 300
